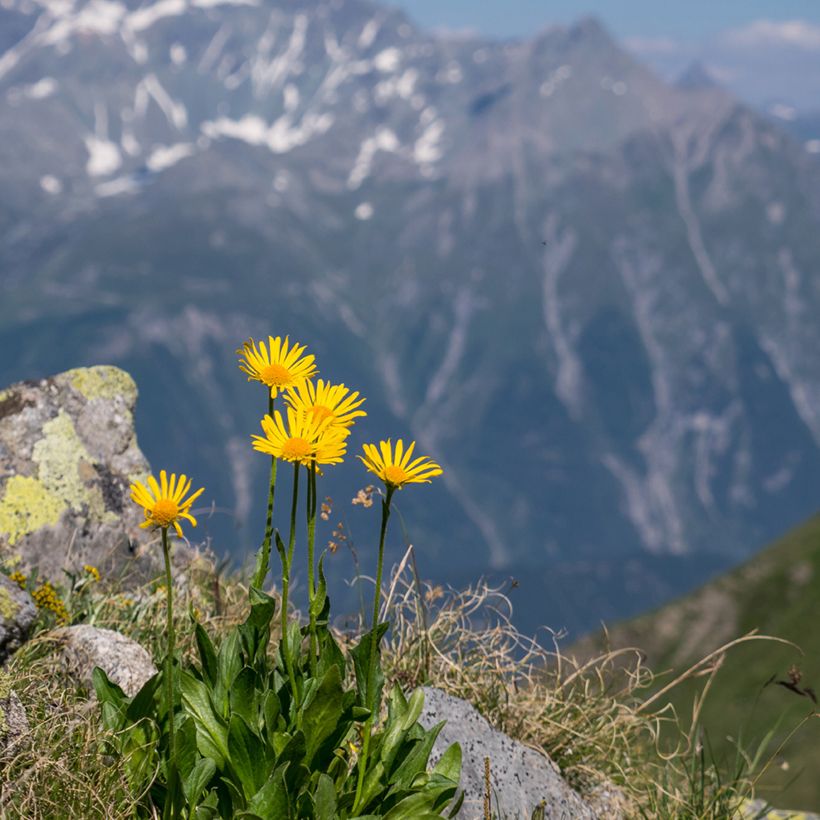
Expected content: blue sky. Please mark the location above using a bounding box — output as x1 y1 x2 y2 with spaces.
393 0 820 41
392 1 820 109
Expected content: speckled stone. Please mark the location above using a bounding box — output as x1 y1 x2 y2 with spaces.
419 687 597 819
0 366 158 582
0 574 36 663
0 689 29 755
53 625 157 697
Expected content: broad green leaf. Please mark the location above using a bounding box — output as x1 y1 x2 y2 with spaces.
299 664 345 764
175 715 199 779
245 763 290 820
184 758 217 807
228 714 266 799
400 688 425 732
432 742 461 783
357 759 387 812
124 672 160 723
313 773 337 820
388 722 444 793
263 690 281 738
215 631 242 710
180 671 229 768
195 622 218 686
230 666 258 727
92 666 127 714
350 622 389 710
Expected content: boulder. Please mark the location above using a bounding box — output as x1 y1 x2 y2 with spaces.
0 574 36 663
0 685 29 755
0 366 156 581
53 625 157 697
419 687 597 819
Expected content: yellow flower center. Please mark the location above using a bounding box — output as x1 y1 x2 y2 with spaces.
151 498 180 527
383 465 409 487
260 363 292 387
310 404 335 422
282 437 312 461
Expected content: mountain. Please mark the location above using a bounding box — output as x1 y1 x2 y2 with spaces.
575 514 820 810
2 0 820 634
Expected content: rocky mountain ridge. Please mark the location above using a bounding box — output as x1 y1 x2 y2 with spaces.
2 0 820 632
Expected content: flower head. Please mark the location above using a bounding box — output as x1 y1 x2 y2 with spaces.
285 379 366 429
358 440 442 489
252 407 347 466
130 470 205 537
237 336 318 398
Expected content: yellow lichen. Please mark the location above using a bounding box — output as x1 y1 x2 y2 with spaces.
0 476 64 546
68 366 137 403
0 586 19 620
32 411 91 512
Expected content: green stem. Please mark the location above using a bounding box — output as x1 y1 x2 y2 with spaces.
306 464 318 677
253 395 277 589
161 527 177 820
353 486 394 813
279 461 300 702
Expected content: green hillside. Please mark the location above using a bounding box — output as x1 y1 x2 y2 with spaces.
577 515 820 811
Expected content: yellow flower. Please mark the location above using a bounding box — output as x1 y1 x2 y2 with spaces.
32 580 69 624
130 470 205 538
83 564 101 582
358 440 442 489
8 570 26 589
252 407 347 466
237 336 318 397
285 379 366 428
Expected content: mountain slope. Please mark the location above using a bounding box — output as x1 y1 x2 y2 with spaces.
2 0 820 632
577 514 820 809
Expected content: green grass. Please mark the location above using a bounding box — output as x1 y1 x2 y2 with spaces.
576 514 820 811
1 547 801 818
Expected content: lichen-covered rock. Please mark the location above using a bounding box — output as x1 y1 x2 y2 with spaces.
0 574 36 663
419 687 597 819
53 625 157 697
0 366 156 581
0 678 29 756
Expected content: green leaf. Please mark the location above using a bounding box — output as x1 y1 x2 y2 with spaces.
432 742 462 784
350 622 389 710
215 631 242 710
124 672 160 723
230 667 258 728
310 554 329 622
245 763 290 820
317 623 345 682
239 587 276 665
313 773 337 820
184 758 217 807
263 690 281 738
92 666 127 712
228 714 266 799
175 715 199 780
400 688 425 732
195 622 218 686
388 721 445 793
299 664 345 764
180 670 230 768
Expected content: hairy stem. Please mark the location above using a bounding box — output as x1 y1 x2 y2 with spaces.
253 395 277 589
161 527 178 820
353 486 394 813
306 464 318 677
279 461 301 703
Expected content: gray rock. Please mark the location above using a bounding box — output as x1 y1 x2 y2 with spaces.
0 688 29 754
0 574 36 663
54 625 157 697
0 366 158 582
419 687 597 820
